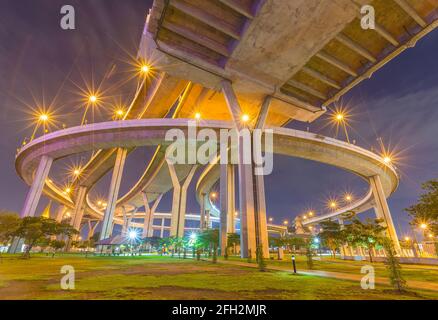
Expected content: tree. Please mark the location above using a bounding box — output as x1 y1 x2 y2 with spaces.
227 233 240 255
318 220 344 258
344 218 386 262
256 245 267 271
382 238 407 293
199 229 219 263
50 240 66 255
0 211 20 245
0 211 20 261
405 179 438 234
13 217 78 259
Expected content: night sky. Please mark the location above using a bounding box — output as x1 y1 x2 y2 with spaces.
0 0 437 238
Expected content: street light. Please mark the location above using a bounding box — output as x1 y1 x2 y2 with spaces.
283 220 289 225
141 65 150 74
194 112 201 120
345 194 353 202
241 114 250 123
420 223 428 230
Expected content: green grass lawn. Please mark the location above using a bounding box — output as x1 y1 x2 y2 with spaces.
227 254 438 283
0 254 437 300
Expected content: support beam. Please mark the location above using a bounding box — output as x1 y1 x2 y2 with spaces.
121 206 129 236
394 0 427 28
169 0 241 40
55 205 67 223
168 163 198 237
285 80 327 100
301 67 341 90
336 34 376 63
21 155 53 218
142 192 163 238
218 0 254 19
100 148 128 241
220 164 236 255
253 96 271 259
162 21 230 57
316 52 358 77
221 80 257 258
9 155 53 254
200 193 206 231
369 175 401 252
71 187 87 231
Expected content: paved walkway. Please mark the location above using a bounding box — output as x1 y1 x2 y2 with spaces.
210 259 438 292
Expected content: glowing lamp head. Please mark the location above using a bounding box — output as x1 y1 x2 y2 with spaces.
269 217 273 222
330 201 337 208
283 220 288 225
116 109 124 117
404 236 410 242
65 187 71 194
195 112 201 120
141 65 150 73
345 194 352 202
428 234 434 238
308 211 314 217
210 192 217 199
420 223 428 230
335 113 344 121
73 169 81 176
303 215 307 220
383 156 392 164
89 95 97 103
97 201 102 206
241 114 250 123
313 237 320 244
128 230 137 240
39 114 49 122
190 233 197 240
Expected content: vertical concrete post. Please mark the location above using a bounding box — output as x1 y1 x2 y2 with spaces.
71 186 87 231
227 166 236 234
142 193 163 238
168 163 198 237
55 205 67 223
9 155 53 253
200 193 206 231
21 155 53 218
121 206 128 236
87 221 100 240
369 175 401 252
221 80 257 258
100 148 128 241
219 164 230 255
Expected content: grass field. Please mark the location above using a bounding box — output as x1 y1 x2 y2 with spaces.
0 254 438 300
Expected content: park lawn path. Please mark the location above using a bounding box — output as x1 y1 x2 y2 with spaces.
214 259 438 291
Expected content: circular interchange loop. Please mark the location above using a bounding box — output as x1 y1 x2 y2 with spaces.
16 119 398 227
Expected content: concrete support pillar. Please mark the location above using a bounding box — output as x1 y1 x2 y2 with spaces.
222 80 257 258
9 155 53 253
222 81 272 259
160 218 165 238
205 210 211 229
71 187 87 231
142 192 163 238
55 205 67 223
168 163 198 237
200 193 206 231
369 175 401 252
21 155 53 218
100 148 128 241
121 206 128 236
220 164 235 255
87 220 99 240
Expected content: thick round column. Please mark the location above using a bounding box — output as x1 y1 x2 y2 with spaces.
370 175 401 252
100 148 128 241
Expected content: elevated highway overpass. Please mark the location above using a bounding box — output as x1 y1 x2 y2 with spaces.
12 0 438 257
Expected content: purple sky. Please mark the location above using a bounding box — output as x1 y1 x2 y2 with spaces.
0 0 437 238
